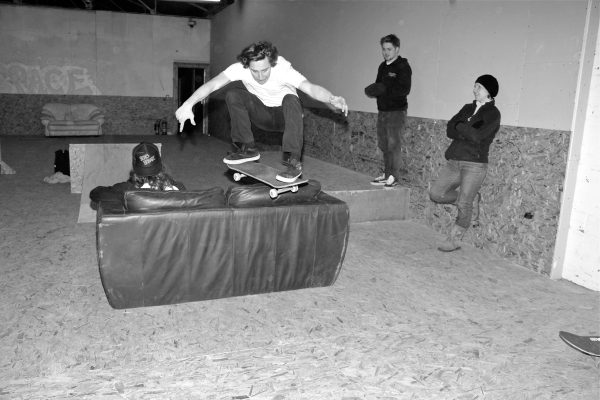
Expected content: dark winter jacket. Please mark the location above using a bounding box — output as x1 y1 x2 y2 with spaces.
445 100 501 163
374 57 412 111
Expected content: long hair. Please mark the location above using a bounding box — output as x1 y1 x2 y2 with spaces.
237 41 278 68
129 170 181 191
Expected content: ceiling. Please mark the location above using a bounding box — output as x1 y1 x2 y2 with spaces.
1 0 234 19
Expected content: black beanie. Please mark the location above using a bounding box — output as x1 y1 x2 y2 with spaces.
475 74 499 98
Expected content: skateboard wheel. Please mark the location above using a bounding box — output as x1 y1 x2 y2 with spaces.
291 186 298 193
269 189 278 199
233 173 242 182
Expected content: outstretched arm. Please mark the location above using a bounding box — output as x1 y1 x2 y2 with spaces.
175 72 232 132
298 80 348 116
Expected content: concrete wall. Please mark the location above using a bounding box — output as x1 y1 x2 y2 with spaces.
211 0 587 130
0 4 210 97
0 4 210 135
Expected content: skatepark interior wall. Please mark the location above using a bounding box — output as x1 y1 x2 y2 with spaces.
0 93 178 137
0 4 210 137
206 0 590 280
207 98 569 278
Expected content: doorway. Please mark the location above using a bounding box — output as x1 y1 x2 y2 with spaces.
174 62 209 136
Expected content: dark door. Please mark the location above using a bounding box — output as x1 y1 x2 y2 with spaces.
175 63 208 136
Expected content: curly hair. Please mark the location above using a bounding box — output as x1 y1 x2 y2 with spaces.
237 41 279 68
129 170 183 191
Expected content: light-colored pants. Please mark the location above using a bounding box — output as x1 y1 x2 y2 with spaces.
429 160 487 229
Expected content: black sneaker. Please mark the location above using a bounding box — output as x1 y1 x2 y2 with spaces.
276 158 302 182
223 143 260 164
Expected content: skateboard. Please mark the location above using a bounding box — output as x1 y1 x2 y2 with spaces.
559 331 600 357
226 161 308 199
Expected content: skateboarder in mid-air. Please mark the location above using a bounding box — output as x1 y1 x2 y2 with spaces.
175 41 348 183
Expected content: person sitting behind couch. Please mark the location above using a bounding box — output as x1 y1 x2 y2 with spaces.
89 142 186 210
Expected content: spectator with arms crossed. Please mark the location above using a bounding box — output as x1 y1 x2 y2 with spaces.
429 75 501 252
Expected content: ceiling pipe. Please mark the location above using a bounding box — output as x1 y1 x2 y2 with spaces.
134 0 155 14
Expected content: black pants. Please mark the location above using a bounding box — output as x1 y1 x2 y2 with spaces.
225 87 303 156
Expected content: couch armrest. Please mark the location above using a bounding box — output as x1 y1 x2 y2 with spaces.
40 111 56 126
88 109 105 123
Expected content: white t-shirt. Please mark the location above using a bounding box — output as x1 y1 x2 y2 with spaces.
223 56 307 107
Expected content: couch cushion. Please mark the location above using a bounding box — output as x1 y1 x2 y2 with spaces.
226 179 322 208
70 104 102 120
124 187 225 212
42 103 102 121
42 103 69 120
47 121 101 129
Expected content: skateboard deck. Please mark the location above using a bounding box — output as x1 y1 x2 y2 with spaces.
226 161 308 199
559 331 600 357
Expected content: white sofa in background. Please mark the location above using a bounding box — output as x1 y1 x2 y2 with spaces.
41 103 104 136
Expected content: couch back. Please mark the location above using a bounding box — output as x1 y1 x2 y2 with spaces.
108 180 324 214
42 103 101 120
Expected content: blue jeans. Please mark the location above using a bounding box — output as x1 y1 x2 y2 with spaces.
225 87 303 156
377 110 406 179
429 160 487 229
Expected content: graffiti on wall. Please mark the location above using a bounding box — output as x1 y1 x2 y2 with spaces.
0 62 101 95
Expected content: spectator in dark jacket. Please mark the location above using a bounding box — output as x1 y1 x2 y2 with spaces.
429 74 501 252
365 33 412 188
89 142 185 210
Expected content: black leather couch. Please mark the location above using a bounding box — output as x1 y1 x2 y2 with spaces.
96 180 350 309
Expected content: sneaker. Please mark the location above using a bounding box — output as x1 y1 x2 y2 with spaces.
223 143 260 164
383 175 398 189
276 158 302 182
371 173 386 186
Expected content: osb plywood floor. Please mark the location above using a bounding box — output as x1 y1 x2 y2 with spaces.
0 136 599 400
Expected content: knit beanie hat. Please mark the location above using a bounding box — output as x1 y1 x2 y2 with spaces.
475 74 499 98
132 142 162 177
